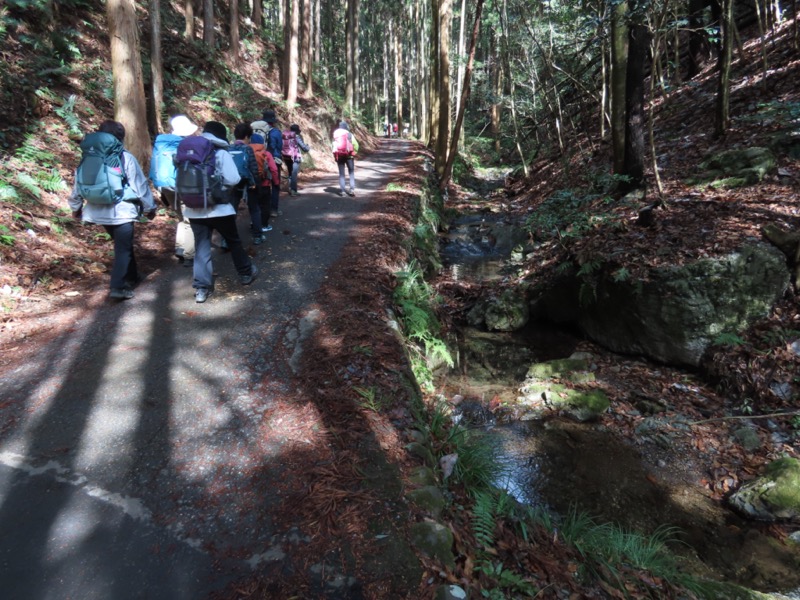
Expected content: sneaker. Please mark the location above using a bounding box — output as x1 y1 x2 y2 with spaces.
195 288 212 303
261 225 273 233
252 235 264 246
183 258 194 268
109 288 134 300
348 190 356 197
338 190 345 197
289 190 298 197
241 264 259 285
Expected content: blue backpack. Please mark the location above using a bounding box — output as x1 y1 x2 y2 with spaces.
75 132 128 205
227 144 254 188
149 133 182 189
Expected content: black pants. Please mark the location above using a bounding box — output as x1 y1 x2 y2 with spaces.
103 221 138 289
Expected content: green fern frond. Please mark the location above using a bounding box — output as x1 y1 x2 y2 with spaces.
35 168 67 192
14 172 42 199
472 490 498 549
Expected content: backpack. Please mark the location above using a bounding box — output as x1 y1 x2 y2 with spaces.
282 130 300 161
149 133 182 189
248 143 270 183
76 132 128 205
333 129 354 158
174 136 226 209
251 120 270 140
228 144 253 188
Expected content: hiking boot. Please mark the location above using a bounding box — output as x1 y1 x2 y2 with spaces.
109 288 134 300
241 264 259 286
195 288 212 303
261 225 273 233
252 235 264 246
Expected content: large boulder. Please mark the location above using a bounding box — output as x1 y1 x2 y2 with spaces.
692 146 777 188
728 457 800 523
531 242 789 367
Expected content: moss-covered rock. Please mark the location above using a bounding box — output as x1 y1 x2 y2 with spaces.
728 457 800 522
410 520 455 569
406 485 446 518
692 146 777 188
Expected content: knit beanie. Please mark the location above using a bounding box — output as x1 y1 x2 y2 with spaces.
250 133 265 144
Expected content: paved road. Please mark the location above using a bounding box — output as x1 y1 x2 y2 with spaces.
0 140 409 600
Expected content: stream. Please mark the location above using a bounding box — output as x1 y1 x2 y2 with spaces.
437 214 800 597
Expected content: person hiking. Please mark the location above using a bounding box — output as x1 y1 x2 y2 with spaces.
229 123 263 245
149 114 198 267
180 121 257 303
332 120 359 197
251 110 283 217
69 119 156 301
281 123 310 197
249 133 280 235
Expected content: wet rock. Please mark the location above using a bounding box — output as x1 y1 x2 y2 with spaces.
410 520 455 569
728 457 800 522
453 399 494 426
406 486 446 518
733 426 762 452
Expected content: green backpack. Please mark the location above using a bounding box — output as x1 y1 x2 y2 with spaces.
76 132 128 205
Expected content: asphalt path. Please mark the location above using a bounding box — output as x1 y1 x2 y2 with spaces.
0 139 410 600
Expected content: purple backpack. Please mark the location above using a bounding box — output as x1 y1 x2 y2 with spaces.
174 136 225 208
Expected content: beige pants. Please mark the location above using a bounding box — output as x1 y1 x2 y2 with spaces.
161 188 195 259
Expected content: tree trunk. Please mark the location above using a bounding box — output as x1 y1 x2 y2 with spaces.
301 0 312 96
203 0 214 48
150 0 164 134
253 0 262 31
107 0 150 169
610 0 628 175
715 0 734 135
454 0 467 120
285 0 299 107
394 25 402 132
428 0 439 149
490 34 502 155
434 0 452 174
623 16 648 189
230 0 240 66
345 0 355 111
441 0 484 190
185 0 196 39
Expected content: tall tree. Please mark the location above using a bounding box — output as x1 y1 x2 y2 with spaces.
185 0 197 39
715 0 734 135
441 0 484 190
252 0 263 30
434 0 453 174
285 0 300 107
610 0 629 175
301 0 313 96
150 0 164 134
622 4 648 189
203 0 214 48
230 0 241 67
107 0 150 168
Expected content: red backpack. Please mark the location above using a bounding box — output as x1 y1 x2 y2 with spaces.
248 143 270 183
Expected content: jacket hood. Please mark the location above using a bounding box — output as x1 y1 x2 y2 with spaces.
201 132 230 148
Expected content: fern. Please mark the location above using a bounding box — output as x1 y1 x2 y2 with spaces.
36 168 67 192
0 180 19 202
472 490 498 549
15 135 56 165
54 94 82 137
14 172 41 199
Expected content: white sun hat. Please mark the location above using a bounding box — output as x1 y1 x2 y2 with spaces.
169 115 198 137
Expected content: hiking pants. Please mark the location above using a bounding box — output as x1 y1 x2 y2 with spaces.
270 183 280 214
337 157 355 192
103 221 138 290
256 186 271 229
283 156 301 192
189 216 252 290
233 186 262 237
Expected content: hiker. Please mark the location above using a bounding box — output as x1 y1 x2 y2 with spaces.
281 123 310 197
332 120 359 197
392 122 398 137
382 122 389 138
149 114 198 267
69 120 156 301
229 123 263 245
249 133 280 235
250 110 283 217
179 121 257 303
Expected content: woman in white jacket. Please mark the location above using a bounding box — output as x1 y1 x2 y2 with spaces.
69 120 156 301
185 121 258 303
